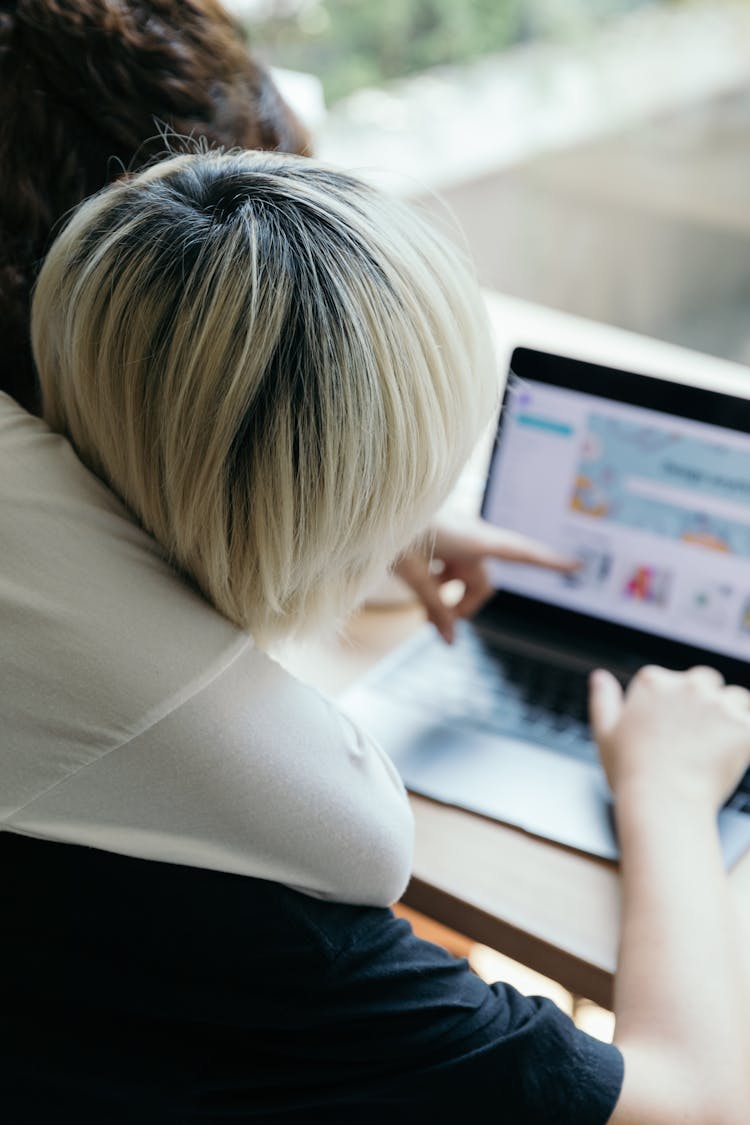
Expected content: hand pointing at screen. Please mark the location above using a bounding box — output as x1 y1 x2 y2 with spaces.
394 516 579 644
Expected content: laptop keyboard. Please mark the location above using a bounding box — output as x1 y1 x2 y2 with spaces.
382 626 599 765
378 624 750 809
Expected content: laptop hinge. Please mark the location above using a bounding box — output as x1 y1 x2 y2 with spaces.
472 615 645 684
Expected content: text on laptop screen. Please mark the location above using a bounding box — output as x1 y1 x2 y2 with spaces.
483 374 750 663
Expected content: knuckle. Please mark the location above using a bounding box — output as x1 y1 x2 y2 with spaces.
637 664 665 686
686 664 724 684
722 686 750 714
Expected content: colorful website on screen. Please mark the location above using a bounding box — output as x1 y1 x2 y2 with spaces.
483 377 750 662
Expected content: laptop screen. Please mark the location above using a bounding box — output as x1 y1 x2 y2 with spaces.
482 348 750 664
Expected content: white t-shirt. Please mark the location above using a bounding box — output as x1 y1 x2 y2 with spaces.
0 393 413 905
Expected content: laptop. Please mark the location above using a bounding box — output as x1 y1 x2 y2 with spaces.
341 346 750 868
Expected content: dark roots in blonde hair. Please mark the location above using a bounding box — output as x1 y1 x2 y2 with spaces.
33 151 498 644
0 0 309 414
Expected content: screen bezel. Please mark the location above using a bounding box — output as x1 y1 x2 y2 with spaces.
479 346 750 681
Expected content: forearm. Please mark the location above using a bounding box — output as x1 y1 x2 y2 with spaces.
612 782 750 1117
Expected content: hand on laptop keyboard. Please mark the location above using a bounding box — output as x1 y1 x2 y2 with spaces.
589 664 750 809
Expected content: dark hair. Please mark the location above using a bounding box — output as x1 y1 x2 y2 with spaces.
0 0 310 414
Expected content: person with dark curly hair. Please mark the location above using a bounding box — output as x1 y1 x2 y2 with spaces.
0 0 310 415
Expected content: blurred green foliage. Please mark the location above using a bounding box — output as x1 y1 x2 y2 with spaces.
247 0 657 105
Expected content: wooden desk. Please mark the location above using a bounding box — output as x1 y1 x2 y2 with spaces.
279 291 750 1012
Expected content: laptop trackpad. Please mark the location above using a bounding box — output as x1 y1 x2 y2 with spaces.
394 719 619 861
344 692 750 868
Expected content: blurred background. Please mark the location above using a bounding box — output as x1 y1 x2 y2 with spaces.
228 0 750 365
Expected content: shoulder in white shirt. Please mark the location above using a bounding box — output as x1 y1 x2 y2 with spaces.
0 393 413 905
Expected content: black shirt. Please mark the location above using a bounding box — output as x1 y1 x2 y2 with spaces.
4 833 623 1123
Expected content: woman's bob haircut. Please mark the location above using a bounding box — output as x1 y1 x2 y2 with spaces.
32 150 499 644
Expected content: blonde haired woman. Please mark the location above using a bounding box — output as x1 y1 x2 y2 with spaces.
4 151 750 1123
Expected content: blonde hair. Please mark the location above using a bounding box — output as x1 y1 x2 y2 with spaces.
32 150 498 644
